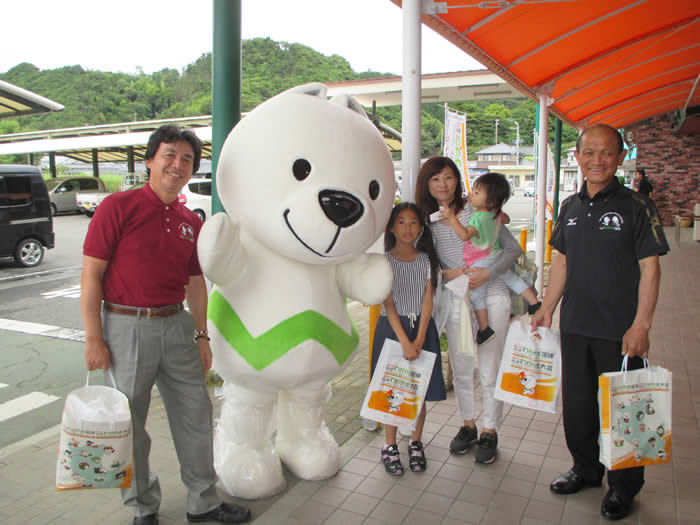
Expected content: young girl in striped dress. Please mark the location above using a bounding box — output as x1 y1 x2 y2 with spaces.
371 202 446 475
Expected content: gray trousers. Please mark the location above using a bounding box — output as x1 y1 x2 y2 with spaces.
103 308 220 517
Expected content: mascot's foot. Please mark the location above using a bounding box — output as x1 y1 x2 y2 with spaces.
276 432 340 480
213 383 286 500
214 438 286 500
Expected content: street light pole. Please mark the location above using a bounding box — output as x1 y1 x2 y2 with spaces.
494 119 499 144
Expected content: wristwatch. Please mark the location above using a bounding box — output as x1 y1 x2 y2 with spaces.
193 329 210 343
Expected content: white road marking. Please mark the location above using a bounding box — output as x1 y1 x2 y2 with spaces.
41 284 81 299
0 318 85 342
0 391 60 423
0 383 7 389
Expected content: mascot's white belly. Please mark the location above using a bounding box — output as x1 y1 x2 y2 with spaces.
208 252 358 393
197 83 394 500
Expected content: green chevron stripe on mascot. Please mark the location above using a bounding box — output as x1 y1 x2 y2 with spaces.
197 83 394 500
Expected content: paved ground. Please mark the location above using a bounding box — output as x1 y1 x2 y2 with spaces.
0 226 698 524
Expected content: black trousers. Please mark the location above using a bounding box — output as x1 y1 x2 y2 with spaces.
561 332 645 497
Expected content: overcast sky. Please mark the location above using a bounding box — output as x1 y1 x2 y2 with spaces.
1 0 484 77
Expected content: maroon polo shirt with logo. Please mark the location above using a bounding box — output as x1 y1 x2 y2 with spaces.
83 183 203 308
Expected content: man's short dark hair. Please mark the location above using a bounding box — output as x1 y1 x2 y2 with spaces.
575 123 624 154
144 125 202 175
637 168 646 178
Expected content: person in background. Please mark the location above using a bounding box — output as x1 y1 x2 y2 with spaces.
634 168 653 197
532 124 668 521
372 203 446 475
81 125 250 525
415 157 522 465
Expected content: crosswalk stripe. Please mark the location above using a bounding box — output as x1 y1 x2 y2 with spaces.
0 392 60 423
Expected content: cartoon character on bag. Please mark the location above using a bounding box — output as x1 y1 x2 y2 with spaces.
386 390 404 413
519 371 537 396
198 83 394 499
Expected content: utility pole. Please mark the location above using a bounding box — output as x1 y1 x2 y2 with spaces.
494 119 499 144
510 120 520 165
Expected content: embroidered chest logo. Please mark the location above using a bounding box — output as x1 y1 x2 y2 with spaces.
566 217 577 227
599 212 623 231
178 223 195 242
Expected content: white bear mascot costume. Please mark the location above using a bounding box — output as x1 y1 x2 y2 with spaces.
198 83 394 499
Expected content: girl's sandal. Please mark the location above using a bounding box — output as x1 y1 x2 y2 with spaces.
381 444 405 476
408 441 427 472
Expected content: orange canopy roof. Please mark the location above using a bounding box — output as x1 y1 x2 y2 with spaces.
391 0 700 129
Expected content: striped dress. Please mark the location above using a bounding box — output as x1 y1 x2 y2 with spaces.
372 251 446 402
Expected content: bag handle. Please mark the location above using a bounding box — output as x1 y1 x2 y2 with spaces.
85 369 118 388
620 355 649 373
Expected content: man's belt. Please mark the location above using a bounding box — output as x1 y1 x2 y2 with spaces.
103 302 184 319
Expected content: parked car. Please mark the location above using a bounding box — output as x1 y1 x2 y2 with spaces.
0 165 54 267
46 176 106 215
178 178 212 221
77 182 146 217
523 185 535 197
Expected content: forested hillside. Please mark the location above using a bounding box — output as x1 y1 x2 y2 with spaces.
0 37 577 158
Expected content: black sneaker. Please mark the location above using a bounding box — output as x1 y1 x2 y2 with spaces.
474 431 498 464
449 425 478 455
381 444 404 476
408 441 427 472
476 327 495 345
527 301 542 315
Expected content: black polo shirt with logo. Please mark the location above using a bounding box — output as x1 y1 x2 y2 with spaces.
549 178 668 342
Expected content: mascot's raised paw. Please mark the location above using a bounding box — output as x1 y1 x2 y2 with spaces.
203 82 394 499
197 213 245 285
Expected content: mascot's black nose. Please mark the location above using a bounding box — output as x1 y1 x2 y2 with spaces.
318 190 364 228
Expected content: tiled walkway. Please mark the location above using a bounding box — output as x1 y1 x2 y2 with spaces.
0 226 698 524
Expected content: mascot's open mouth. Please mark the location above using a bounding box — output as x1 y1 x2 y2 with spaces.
283 209 342 257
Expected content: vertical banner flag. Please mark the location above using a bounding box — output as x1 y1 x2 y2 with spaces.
444 106 470 192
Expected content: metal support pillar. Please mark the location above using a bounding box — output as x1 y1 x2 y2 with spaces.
49 152 56 178
534 93 549 297
553 119 562 222
127 146 135 176
211 0 242 215
401 0 421 203
92 149 99 178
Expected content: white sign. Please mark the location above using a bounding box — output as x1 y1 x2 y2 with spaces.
443 107 470 192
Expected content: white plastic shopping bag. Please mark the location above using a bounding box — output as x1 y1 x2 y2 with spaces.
56 370 133 490
361 338 436 430
494 317 561 413
599 356 672 470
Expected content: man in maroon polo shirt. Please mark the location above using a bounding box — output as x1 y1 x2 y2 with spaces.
81 125 250 525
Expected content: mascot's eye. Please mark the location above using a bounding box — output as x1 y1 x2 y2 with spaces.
369 180 380 200
293 159 312 181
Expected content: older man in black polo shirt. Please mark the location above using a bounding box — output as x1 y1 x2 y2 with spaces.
532 123 668 521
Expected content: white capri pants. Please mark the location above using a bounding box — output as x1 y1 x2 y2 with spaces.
443 287 511 429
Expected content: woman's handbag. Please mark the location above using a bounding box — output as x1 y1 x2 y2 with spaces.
360 338 436 430
598 356 672 470
56 370 133 490
494 317 562 413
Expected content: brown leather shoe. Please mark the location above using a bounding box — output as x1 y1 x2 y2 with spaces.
187 503 251 523
550 469 602 494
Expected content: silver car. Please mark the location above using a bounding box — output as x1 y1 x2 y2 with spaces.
46 176 106 215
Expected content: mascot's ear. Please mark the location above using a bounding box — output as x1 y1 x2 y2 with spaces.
284 82 328 99
330 94 368 119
